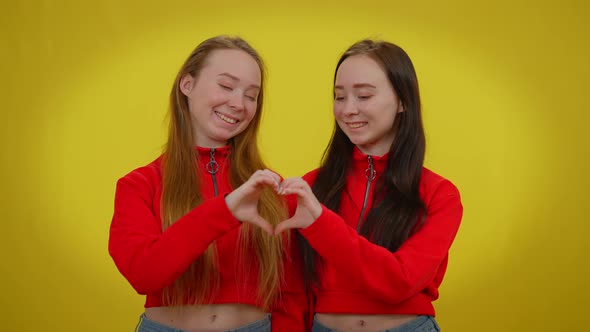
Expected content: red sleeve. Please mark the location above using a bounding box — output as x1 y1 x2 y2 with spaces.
298 180 462 304
302 169 319 186
271 195 311 332
108 174 241 295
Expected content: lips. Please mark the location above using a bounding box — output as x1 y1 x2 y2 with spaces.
346 122 367 129
214 111 239 124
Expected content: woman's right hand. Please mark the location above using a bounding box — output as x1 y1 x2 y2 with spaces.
224 169 281 235
274 177 322 235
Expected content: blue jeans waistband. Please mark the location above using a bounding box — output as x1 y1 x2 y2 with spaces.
311 315 440 332
136 313 271 332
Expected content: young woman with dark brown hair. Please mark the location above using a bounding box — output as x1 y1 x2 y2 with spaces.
275 40 463 332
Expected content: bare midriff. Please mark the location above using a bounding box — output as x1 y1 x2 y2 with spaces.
315 313 418 332
145 304 267 332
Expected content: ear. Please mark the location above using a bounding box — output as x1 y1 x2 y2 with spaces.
179 74 195 97
397 99 405 113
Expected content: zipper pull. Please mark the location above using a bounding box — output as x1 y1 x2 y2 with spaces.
365 155 376 181
207 148 219 174
357 155 376 232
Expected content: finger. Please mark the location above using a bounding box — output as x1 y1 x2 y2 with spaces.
278 177 306 194
260 169 282 188
255 169 281 185
279 186 309 199
280 177 303 186
251 171 280 189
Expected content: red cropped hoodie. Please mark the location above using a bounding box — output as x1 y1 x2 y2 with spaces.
300 147 463 316
108 146 308 331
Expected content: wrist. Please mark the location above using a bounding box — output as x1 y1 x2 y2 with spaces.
224 193 236 214
312 203 322 220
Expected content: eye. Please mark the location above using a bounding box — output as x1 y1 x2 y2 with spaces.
334 96 345 101
245 95 257 102
358 95 372 100
219 84 233 91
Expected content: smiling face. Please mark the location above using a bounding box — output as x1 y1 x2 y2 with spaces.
180 48 262 148
333 54 403 156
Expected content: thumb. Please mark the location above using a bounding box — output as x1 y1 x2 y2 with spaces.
250 215 274 236
274 218 297 236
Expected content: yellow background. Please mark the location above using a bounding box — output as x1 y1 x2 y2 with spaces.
1 0 588 331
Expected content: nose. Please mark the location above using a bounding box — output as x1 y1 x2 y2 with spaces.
228 92 245 112
341 98 358 116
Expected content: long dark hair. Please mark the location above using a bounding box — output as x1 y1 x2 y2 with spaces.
298 39 427 286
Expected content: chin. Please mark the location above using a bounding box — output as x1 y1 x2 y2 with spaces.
347 136 365 146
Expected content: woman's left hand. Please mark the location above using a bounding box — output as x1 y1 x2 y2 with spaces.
274 177 322 235
225 169 281 235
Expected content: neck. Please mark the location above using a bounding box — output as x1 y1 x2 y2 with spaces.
193 137 228 149
356 143 390 157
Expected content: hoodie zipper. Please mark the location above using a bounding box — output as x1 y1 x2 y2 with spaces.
207 148 219 197
357 155 375 232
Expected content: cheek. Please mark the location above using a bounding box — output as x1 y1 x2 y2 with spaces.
200 85 228 106
187 98 204 119
208 91 228 106
384 111 398 130
244 103 258 120
333 105 344 119
372 101 394 119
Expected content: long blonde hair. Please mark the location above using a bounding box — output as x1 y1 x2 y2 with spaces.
161 36 287 308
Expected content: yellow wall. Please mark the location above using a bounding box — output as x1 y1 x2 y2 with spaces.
1 1 588 331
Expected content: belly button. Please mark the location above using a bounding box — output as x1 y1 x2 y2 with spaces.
358 319 366 327
210 314 217 323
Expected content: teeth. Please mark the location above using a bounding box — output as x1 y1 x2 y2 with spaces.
348 122 366 128
215 111 238 124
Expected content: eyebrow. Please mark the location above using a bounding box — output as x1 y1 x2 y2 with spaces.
219 72 260 90
334 83 377 89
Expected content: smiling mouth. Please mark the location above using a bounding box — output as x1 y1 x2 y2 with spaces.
347 122 367 129
215 111 239 124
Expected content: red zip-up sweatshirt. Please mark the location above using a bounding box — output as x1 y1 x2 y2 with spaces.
108 146 308 331
300 147 463 316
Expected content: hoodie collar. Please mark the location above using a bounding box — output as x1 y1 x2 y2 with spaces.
352 145 388 175
194 145 231 157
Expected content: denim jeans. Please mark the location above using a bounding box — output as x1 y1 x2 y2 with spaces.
311 315 440 332
136 313 271 332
